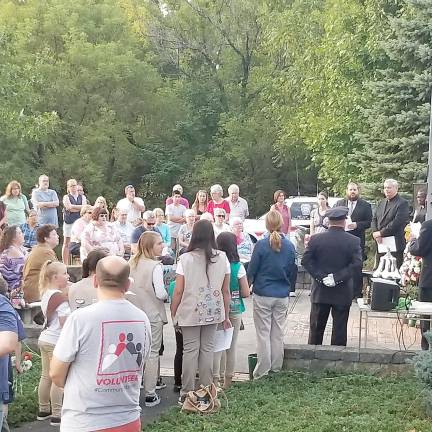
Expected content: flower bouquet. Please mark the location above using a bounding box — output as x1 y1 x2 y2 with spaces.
11 351 34 395
398 246 422 324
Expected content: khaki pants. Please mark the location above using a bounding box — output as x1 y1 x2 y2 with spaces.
213 314 242 380
180 324 217 395
144 321 163 396
38 341 63 417
253 295 288 379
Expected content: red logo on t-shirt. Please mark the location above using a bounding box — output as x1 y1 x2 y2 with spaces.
97 321 146 377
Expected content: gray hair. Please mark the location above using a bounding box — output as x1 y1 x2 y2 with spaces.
384 179 399 189
143 210 155 220
210 184 223 194
228 184 239 194
229 216 242 228
200 212 214 222
153 208 164 217
185 209 196 218
214 207 226 216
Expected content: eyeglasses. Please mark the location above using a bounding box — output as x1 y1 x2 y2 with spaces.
146 222 155 226
99 214 108 218
216 214 225 218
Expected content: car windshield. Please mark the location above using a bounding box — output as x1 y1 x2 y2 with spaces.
290 202 317 220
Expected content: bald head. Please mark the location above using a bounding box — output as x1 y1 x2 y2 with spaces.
95 256 130 292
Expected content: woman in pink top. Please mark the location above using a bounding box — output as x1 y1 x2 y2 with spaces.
81 207 124 260
207 184 230 221
270 190 291 235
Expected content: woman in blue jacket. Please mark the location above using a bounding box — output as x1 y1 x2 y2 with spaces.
247 210 295 379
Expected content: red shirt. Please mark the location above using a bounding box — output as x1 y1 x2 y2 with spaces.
207 200 231 217
272 203 291 234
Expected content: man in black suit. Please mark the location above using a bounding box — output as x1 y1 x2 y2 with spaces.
336 182 372 298
412 189 427 224
409 218 432 349
302 207 362 346
372 179 410 268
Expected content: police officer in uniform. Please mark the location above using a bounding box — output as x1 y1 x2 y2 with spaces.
302 207 362 346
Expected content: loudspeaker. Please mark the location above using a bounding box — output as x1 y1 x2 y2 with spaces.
370 278 400 311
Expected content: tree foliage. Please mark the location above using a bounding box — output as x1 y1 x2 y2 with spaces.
0 0 427 212
357 0 432 196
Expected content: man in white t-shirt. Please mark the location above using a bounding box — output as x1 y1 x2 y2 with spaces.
165 190 186 250
50 256 151 432
116 185 145 226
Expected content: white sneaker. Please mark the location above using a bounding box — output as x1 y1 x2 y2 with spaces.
289 292 296 297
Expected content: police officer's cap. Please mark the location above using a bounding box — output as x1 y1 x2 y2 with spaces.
325 206 348 221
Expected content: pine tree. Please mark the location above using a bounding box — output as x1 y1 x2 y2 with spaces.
357 0 432 196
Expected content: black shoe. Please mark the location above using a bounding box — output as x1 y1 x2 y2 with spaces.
156 377 167 390
50 417 61 426
173 384 182 393
145 393 161 407
36 411 51 421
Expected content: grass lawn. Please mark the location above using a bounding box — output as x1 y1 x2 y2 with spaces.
8 357 41 428
147 371 432 432
7 360 432 431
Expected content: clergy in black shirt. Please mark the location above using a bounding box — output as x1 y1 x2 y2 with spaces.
335 182 372 298
371 179 410 268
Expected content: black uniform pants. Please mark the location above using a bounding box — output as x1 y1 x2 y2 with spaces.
308 303 351 346
419 287 432 350
174 330 183 386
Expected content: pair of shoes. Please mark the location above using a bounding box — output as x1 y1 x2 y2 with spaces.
178 394 186 406
36 411 51 421
50 417 61 427
156 377 166 390
173 384 182 393
289 292 297 297
145 393 161 407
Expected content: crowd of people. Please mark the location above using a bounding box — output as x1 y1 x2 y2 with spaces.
0 174 428 431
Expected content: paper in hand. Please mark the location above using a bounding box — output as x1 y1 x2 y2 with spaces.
410 222 421 239
213 326 234 353
377 236 397 253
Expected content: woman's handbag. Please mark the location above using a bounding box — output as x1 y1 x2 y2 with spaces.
181 383 221 414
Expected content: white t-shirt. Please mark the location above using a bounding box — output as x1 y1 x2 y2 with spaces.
53 299 151 432
116 197 145 224
237 263 246 279
176 255 231 275
165 204 186 238
38 289 71 346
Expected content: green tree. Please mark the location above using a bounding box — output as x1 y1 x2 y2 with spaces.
263 0 402 194
0 0 188 205
357 0 432 196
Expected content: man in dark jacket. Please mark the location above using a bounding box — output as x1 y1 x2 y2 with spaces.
372 179 410 268
302 207 362 346
409 218 432 349
336 182 372 298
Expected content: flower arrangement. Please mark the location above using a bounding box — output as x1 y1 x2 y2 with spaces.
399 248 422 291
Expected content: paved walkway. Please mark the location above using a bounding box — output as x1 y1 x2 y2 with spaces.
11 287 421 431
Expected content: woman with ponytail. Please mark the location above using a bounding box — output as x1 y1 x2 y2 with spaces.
37 261 70 426
247 210 296 379
170 220 231 403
